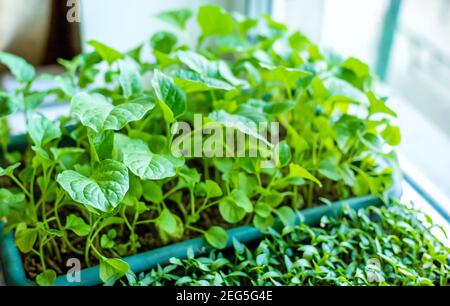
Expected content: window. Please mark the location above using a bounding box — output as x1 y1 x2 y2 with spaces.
271 0 450 214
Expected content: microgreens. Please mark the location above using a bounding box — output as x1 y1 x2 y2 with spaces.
126 202 450 286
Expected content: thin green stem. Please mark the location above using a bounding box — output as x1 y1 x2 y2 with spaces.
121 206 137 254
138 114 153 132
196 199 221 216
171 200 187 222
135 219 157 226
54 194 83 255
163 187 181 200
38 239 48 271
190 189 196 217
186 225 205 234
9 175 32 198
85 216 103 266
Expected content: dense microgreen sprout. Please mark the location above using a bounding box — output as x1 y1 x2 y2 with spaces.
1 5 403 285
126 202 450 286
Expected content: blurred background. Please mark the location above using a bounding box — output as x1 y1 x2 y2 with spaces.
1 0 449 222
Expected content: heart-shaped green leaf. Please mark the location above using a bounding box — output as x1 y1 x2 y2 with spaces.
57 159 129 213
88 129 114 160
381 125 401 146
368 92 397 117
115 134 177 181
27 113 62 147
255 202 272 218
276 206 296 227
253 214 275 233
324 77 369 105
71 93 155 132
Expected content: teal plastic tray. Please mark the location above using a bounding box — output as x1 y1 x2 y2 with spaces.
0 134 402 286
1 196 385 286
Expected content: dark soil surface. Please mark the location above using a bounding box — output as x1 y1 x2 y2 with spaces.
21 204 247 280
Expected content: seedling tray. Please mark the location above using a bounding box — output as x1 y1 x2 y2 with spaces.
0 134 402 286
1 195 392 286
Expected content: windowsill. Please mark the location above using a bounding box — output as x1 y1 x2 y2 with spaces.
401 179 450 245
379 84 450 207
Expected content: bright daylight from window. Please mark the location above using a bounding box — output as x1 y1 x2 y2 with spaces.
0 0 449 292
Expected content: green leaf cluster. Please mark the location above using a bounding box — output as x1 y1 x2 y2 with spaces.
0 5 402 285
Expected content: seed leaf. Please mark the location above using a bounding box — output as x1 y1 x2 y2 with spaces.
36 270 57 286
65 215 91 237
15 227 38 253
99 258 130 283
231 189 253 213
0 189 25 218
205 180 223 198
205 226 228 249
219 198 246 224
157 208 178 235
